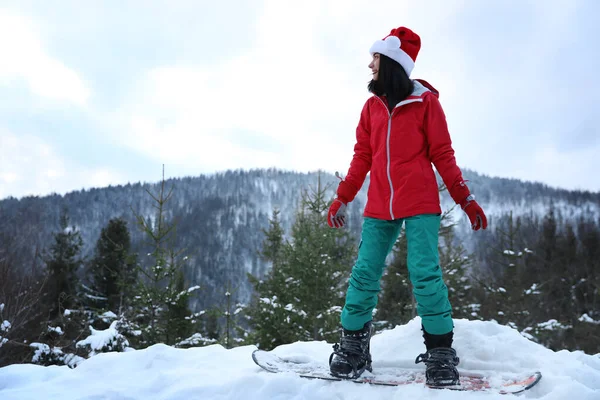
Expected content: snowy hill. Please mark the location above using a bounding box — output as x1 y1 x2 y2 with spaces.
2 168 599 312
0 318 598 399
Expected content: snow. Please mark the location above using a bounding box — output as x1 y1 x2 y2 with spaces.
28 343 84 368
579 314 600 325
47 326 64 335
187 285 201 293
100 311 118 319
536 320 572 331
0 318 598 399
0 304 8 348
76 321 130 356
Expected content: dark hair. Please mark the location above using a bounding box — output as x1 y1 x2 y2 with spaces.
368 54 414 112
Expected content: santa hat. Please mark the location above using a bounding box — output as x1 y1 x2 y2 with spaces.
369 27 421 77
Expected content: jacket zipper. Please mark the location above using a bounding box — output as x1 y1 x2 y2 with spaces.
385 113 395 220
376 96 424 220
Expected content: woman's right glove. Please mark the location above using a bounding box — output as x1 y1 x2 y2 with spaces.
460 194 488 231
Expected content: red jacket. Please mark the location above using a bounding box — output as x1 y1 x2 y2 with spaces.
338 79 470 220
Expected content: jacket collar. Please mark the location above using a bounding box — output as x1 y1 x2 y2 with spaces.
374 79 440 110
394 79 439 108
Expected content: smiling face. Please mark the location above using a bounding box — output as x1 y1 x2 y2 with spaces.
369 53 380 80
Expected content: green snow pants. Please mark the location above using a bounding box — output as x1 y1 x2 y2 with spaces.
341 215 453 335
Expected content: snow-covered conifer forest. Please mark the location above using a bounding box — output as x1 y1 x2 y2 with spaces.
1 168 599 368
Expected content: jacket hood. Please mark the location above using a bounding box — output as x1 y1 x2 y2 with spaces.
413 79 439 98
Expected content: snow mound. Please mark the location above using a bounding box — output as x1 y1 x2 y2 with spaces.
0 318 598 399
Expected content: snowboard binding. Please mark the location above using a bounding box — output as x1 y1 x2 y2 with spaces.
329 321 373 379
415 347 460 386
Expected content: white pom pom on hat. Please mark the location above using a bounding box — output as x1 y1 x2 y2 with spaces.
369 27 421 77
384 35 401 50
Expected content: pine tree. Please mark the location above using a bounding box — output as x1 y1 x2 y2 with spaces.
165 270 193 345
561 216 600 353
131 169 199 347
544 221 577 321
204 311 220 342
438 209 476 320
44 210 85 319
261 209 284 266
211 281 245 349
86 218 137 313
576 216 600 322
246 209 288 347
476 212 538 331
35 210 88 367
247 174 357 349
479 212 523 327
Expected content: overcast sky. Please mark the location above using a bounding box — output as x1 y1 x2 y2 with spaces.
1 0 599 199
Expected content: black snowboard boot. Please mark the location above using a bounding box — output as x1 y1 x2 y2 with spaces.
415 328 460 386
329 321 373 379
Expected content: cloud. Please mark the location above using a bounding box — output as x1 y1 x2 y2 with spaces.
112 1 470 176
0 130 124 199
0 11 90 106
112 1 363 174
2 0 598 196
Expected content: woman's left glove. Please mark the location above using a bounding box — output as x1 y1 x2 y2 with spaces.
327 199 347 228
327 173 357 229
460 195 488 231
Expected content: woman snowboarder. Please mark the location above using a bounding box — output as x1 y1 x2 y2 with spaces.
327 26 488 387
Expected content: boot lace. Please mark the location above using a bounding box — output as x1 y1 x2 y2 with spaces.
415 348 460 367
330 332 371 378
336 334 365 356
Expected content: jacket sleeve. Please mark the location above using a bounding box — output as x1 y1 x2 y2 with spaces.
423 94 470 204
337 100 372 203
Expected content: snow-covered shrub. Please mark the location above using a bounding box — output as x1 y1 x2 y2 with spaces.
30 342 84 368
76 320 131 357
0 303 10 348
176 332 218 348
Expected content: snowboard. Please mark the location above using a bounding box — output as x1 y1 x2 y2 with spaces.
252 349 542 394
